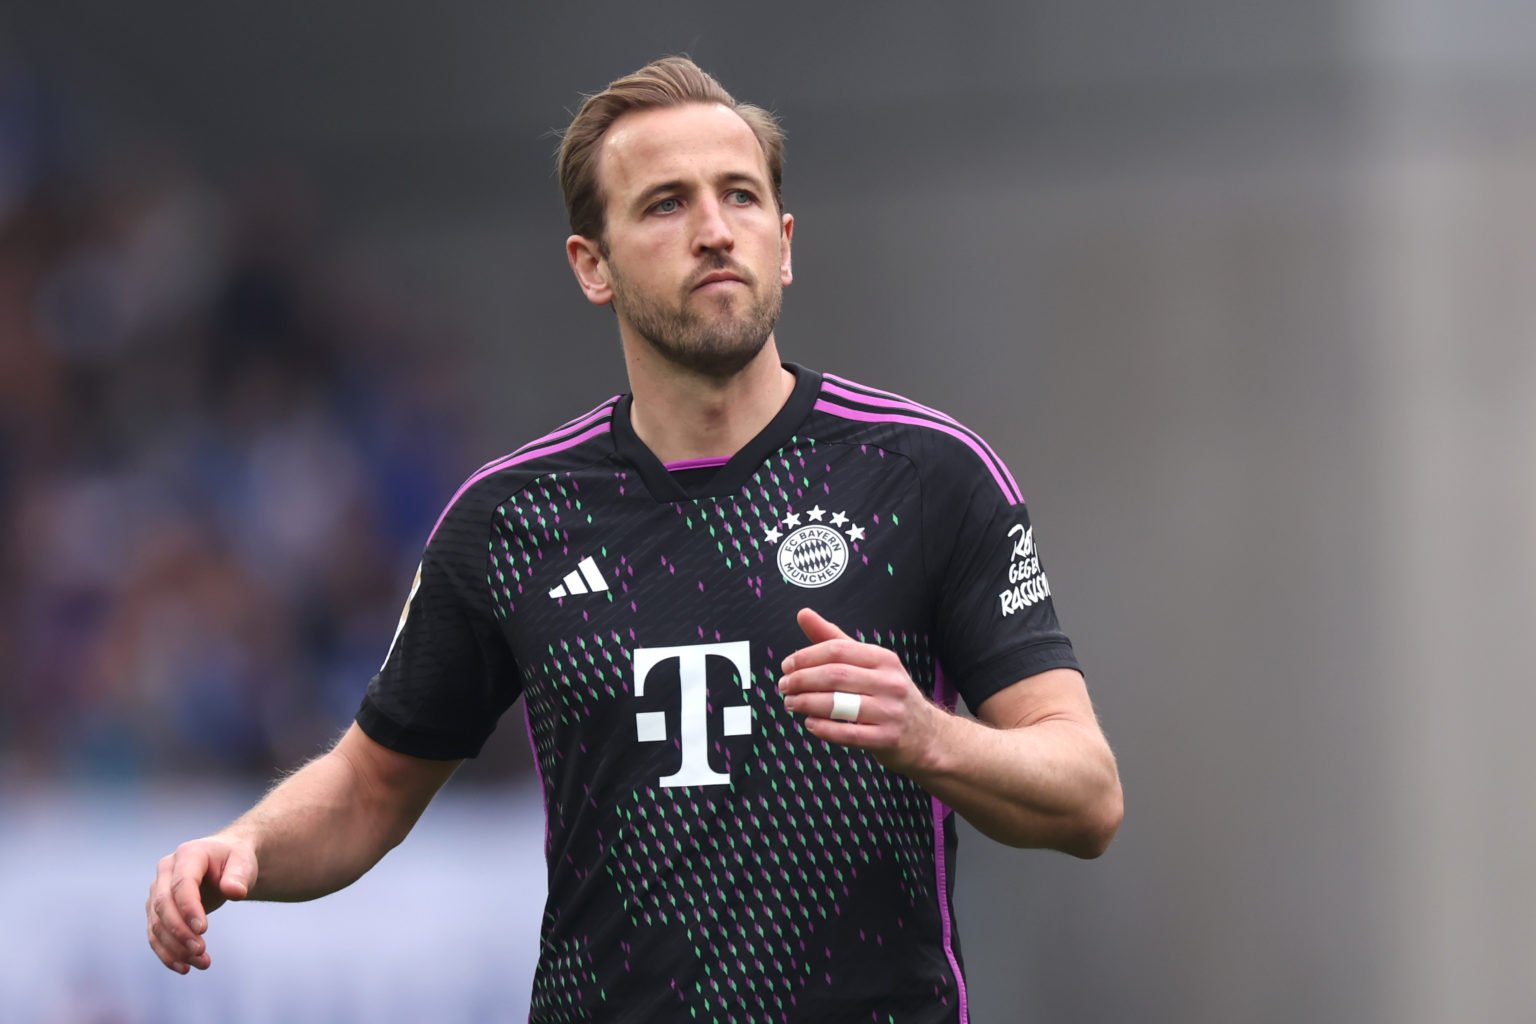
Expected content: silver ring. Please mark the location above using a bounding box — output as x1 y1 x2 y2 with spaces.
829 691 861 723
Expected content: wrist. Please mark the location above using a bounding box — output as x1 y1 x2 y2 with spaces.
907 700 959 779
214 825 260 860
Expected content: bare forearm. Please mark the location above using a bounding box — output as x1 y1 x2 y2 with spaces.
147 726 456 974
215 756 377 901
219 730 453 901
907 711 1122 857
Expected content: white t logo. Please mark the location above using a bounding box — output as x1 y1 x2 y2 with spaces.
632 641 752 788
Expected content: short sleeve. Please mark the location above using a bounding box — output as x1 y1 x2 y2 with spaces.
928 468 1080 711
356 494 520 759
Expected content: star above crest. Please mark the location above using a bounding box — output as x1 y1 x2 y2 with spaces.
763 505 868 546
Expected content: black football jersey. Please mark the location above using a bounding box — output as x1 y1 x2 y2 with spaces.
358 363 1078 1024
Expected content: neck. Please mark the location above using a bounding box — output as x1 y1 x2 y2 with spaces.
623 338 796 465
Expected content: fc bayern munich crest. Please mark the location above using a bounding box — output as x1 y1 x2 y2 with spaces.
764 505 867 589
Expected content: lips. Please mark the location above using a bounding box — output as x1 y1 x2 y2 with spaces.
692 269 748 291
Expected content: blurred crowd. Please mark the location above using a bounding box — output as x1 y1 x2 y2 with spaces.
0 59 484 780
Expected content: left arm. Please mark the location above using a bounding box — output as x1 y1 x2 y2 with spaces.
778 608 1123 858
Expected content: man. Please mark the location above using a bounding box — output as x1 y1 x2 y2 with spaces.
147 56 1122 1022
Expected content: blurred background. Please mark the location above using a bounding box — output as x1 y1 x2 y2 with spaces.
1 1 1532 1021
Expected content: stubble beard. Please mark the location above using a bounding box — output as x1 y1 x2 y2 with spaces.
609 256 783 380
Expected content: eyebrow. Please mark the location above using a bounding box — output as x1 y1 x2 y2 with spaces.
632 179 688 213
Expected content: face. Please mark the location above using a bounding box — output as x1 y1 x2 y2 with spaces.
567 103 794 379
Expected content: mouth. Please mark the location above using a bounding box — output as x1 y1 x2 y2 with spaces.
692 270 748 291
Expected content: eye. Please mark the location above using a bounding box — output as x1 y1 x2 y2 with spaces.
726 189 754 206
651 197 680 215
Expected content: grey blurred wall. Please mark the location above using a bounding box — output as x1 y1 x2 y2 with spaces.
8 2 1534 1021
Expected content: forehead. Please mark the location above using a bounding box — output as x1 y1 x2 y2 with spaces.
598 103 769 199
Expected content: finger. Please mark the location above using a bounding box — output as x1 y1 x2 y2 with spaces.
216 844 256 902
147 926 191 975
783 610 902 675
150 857 197 950
795 607 852 645
781 639 892 677
778 660 877 698
149 907 204 966
784 690 878 723
168 847 213 935
800 716 886 752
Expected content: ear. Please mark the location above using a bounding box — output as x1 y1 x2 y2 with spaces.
566 234 613 305
779 213 794 287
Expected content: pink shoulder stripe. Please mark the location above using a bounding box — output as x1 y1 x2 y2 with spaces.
823 373 961 424
459 397 619 483
813 398 1024 505
822 376 1023 502
426 400 618 544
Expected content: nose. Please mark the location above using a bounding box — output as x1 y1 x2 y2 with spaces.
691 196 735 255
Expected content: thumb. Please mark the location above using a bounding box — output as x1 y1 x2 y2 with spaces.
796 607 852 644
217 845 258 902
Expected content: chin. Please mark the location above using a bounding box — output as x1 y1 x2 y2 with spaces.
659 336 770 379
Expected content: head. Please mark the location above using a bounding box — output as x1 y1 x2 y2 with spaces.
559 56 785 248
560 57 795 380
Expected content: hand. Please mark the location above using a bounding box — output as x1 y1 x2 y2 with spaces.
146 834 257 974
777 608 944 775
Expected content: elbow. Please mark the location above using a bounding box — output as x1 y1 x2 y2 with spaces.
1065 780 1124 859
987 782 1124 857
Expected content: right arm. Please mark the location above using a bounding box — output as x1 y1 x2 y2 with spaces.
146 723 459 974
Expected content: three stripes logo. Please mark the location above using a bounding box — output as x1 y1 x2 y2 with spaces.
548 556 610 599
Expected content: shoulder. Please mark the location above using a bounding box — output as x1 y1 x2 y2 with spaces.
427 394 623 546
808 369 1024 505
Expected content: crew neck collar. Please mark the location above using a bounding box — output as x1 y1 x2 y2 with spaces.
611 362 822 501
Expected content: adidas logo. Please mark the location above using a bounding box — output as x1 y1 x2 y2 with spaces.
548 556 610 599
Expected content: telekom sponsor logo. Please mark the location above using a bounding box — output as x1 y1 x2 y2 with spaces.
632 641 752 788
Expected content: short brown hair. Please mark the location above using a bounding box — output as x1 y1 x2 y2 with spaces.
558 56 785 243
